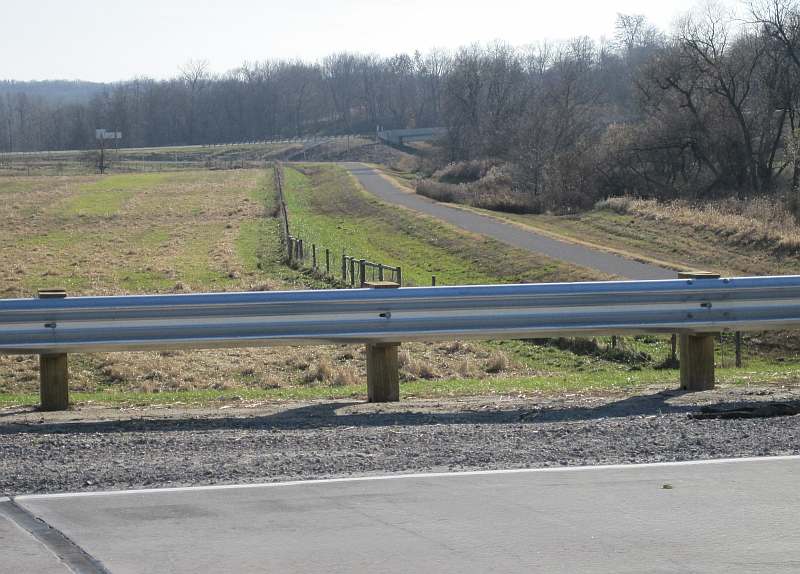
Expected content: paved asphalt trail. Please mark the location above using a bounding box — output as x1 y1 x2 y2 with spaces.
343 163 675 280
5 457 799 573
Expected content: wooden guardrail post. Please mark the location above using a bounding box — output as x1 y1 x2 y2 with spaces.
364 281 400 402
37 289 69 411
359 259 367 287
678 271 721 391
325 248 331 276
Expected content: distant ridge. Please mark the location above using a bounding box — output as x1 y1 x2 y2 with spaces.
0 80 107 103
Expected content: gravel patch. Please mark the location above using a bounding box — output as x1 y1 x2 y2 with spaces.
2 385 799 496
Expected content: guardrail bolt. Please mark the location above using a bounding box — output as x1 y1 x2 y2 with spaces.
37 288 69 411
678 271 721 391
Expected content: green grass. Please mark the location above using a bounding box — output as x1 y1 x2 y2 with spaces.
0 180 39 194
57 173 172 217
284 167 496 285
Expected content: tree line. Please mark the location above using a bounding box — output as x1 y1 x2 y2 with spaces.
5 1 800 210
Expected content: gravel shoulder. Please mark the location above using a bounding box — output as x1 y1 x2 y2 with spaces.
2 384 800 496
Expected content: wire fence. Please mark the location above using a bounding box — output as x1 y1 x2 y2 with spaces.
273 162 402 287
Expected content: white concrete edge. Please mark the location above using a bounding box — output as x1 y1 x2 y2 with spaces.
0 497 9 503
14 455 800 501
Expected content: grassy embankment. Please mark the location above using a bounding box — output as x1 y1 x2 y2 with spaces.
2 166 800 407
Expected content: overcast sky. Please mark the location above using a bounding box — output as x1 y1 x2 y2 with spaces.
3 0 723 82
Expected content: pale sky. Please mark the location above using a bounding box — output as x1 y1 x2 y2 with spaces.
2 0 720 82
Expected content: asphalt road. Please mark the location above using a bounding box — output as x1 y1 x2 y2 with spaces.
343 163 674 280
4 456 799 573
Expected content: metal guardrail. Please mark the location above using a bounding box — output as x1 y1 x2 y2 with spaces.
377 127 447 145
2 276 800 355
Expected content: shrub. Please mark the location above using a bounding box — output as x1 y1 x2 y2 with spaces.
417 163 531 213
332 369 358 386
485 352 509 373
304 357 334 383
433 160 500 184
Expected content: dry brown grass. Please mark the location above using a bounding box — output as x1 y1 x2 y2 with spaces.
0 171 273 298
598 196 800 253
485 352 509 373
0 334 538 397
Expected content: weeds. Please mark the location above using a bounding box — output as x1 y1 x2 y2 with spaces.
596 196 800 253
527 337 652 367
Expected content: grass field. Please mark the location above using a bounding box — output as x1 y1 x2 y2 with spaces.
1 165 800 408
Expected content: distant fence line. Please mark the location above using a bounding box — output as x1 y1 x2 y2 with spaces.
272 161 402 287
0 134 378 177
208 133 374 148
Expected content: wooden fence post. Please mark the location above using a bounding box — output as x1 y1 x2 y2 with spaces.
364 281 401 402
342 254 347 281
350 258 356 287
312 244 317 270
678 271 721 391
37 289 69 411
359 259 367 287
325 249 331 276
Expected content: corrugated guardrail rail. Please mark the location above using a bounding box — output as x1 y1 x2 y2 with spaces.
4 275 800 408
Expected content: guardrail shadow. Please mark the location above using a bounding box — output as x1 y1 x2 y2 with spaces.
3 389 795 436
